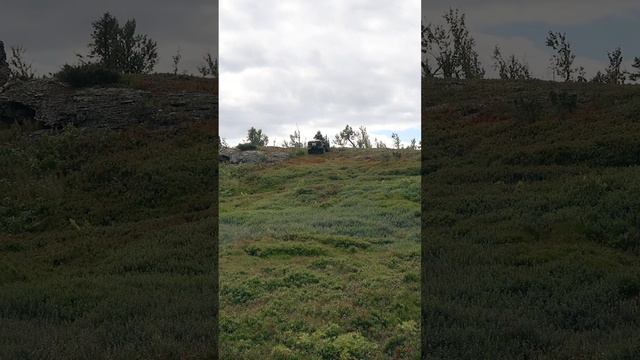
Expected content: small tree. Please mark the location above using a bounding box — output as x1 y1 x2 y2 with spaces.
198 53 218 78
576 66 587 82
88 12 158 74
289 129 303 148
356 126 372 149
375 138 387 149
545 31 579 82
407 138 418 150
172 48 182 76
591 71 607 83
8 45 35 80
630 57 640 82
334 125 357 147
492 46 530 80
422 9 485 79
421 23 431 77
605 47 625 84
391 133 401 149
246 127 268 146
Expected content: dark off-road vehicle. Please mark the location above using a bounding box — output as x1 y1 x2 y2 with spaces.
307 140 330 154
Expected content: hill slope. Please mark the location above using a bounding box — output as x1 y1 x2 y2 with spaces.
0 76 218 359
422 79 640 359
220 149 420 359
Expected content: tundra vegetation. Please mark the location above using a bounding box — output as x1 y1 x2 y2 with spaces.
423 8 640 359
0 114 218 358
220 147 421 359
1 12 219 359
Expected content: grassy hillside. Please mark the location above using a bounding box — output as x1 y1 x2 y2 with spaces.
422 79 640 359
219 149 420 359
0 78 218 359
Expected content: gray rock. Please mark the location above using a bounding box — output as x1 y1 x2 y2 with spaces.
270 152 291 162
0 78 216 130
219 148 292 164
233 150 265 164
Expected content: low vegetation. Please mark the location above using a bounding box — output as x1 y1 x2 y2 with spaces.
220 148 420 359
423 78 640 358
55 63 121 88
0 86 218 358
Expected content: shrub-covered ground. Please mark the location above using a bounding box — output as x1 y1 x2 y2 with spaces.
219 148 421 359
422 78 640 359
0 77 218 359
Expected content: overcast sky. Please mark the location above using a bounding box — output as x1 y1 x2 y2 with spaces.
422 0 640 80
0 0 217 75
220 0 421 147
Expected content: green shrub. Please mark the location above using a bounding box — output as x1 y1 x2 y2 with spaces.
223 285 258 304
55 63 121 88
549 90 578 119
512 96 543 122
281 272 320 287
236 143 258 151
244 244 327 257
271 345 297 360
331 332 377 360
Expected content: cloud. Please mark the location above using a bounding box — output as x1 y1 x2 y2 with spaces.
0 0 217 75
422 0 640 26
422 1 640 80
220 0 421 147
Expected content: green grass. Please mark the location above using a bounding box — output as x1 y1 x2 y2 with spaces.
422 78 640 359
0 121 218 359
219 149 420 359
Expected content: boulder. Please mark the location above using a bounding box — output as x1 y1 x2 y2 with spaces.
0 78 216 129
219 148 292 164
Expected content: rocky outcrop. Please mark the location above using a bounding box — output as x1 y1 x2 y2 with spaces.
0 41 10 87
0 78 216 129
219 148 292 164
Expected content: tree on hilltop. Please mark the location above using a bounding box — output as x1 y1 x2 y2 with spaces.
356 126 372 149
334 125 357 147
422 9 485 79
605 47 626 84
630 57 640 81
198 53 218 78
545 31 584 82
289 129 303 148
8 45 35 80
492 46 531 80
246 127 268 146
89 12 158 74
391 133 402 149
334 125 376 148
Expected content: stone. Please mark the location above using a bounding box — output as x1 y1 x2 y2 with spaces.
0 78 216 130
219 148 292 164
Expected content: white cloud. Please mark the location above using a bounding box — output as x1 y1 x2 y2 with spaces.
423 0 640 27
220 0 421 146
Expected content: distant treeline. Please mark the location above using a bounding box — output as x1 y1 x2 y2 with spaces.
422 8 640 84
226 126 419 151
